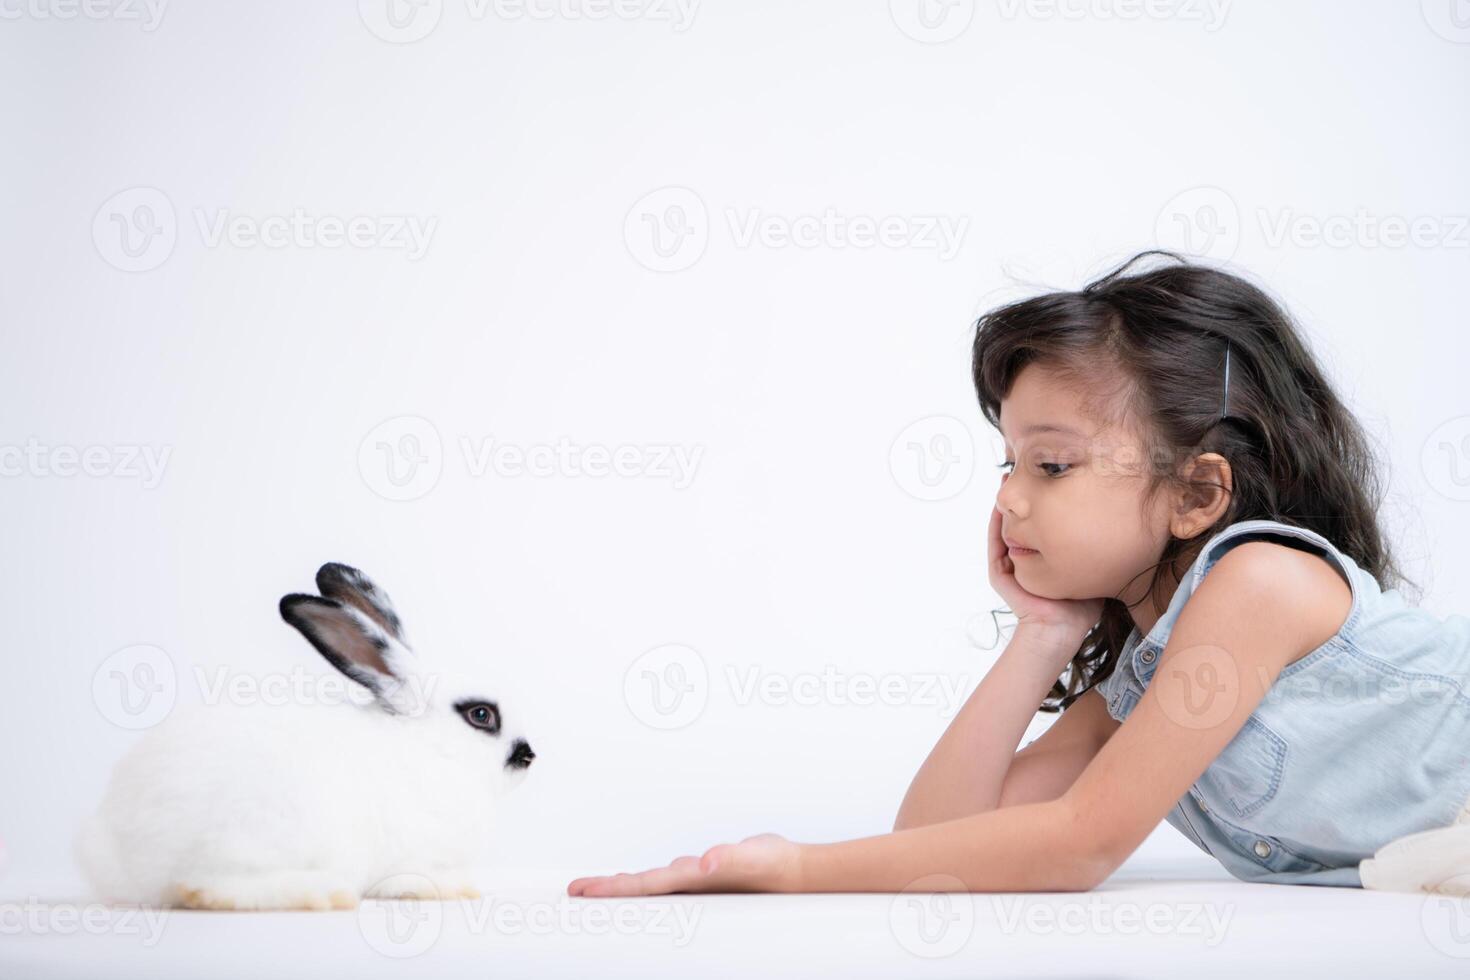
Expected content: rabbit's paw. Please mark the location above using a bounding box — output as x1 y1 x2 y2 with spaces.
366 871 480 901
173 872 360 911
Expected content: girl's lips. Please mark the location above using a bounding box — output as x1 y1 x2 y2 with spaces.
1003 536 1038 556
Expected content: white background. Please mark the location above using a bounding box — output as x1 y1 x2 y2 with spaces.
2 0 1469 899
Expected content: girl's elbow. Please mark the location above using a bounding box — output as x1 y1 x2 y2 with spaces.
1072 848 1120 891
1055 801 1125 890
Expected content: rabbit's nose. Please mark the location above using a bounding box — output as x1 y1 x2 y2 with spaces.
506 739 535 770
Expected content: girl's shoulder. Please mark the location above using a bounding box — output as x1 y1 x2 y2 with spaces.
1197 529 1355 661
1132 518 1368 660
1188 519 1362 622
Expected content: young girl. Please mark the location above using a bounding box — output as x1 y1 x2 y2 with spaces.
567 250 1470 898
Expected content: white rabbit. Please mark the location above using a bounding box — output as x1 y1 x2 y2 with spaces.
74 562 536 911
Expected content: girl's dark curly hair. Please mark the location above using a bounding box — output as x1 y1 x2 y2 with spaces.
971 249 1413 713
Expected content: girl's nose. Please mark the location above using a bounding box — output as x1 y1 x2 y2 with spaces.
996 472 1027 518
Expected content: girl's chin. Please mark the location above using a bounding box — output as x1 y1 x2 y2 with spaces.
1014 570 1075 602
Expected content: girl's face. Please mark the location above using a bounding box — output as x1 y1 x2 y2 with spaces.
995 363 1178 610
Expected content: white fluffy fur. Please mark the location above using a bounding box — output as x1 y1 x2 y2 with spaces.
75 572 531 911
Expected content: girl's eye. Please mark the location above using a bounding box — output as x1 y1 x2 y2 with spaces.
997 460 1070 478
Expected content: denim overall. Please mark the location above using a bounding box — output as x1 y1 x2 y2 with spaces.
1095 518 1470 886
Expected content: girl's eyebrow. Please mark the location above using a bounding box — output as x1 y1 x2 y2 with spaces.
1000 422 1087 439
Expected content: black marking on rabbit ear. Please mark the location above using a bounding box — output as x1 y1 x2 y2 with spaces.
279 593 401 709
314 563 406 645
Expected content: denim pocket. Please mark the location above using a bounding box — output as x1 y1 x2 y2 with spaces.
1196 715 1288 820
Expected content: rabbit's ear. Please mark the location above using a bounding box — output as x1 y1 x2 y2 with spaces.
279 594 423 714
314 563 407 645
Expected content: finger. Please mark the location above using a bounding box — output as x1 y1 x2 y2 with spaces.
988 506 1012 575
570 855 694 896
701 842 737 875
573 872 635 898
567 855 693 896
585 868 684 898
567 872 646 896
622 858 708 896
574 857 708 898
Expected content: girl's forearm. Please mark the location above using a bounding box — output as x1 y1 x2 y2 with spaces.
799 796 1106 893
893 628 1077 830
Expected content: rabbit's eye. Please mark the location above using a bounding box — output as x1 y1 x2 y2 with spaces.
457 701 501 735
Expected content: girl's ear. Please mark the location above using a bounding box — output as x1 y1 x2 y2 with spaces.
1173 451 1234 538
279 594 424 715
314 562 407 644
